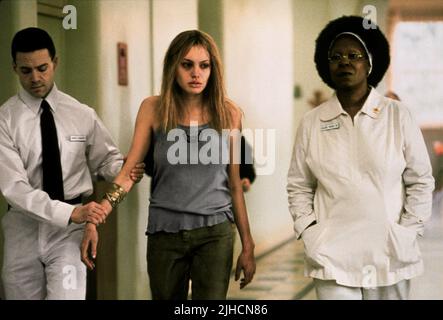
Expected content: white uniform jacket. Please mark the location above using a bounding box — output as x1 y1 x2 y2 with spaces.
287 88 434 287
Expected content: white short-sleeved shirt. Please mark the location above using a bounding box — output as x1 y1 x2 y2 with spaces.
287 88 434 287
0 85 123 228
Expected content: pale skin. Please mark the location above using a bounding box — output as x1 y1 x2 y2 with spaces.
81 45 256 289
13 49 145 226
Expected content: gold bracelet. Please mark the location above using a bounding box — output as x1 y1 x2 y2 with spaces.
103 183 127 208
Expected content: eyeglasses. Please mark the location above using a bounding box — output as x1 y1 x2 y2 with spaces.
328 52 366 63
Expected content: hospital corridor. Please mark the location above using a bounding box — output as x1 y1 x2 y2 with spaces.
1 0 443 301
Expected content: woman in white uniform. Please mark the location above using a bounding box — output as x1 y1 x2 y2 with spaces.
287 15 434 300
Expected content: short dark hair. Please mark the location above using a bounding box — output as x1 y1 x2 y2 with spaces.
11 27 56 63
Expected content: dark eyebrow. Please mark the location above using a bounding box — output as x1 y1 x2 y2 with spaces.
329 50 363 56
183 58 210 63
20 63 48 70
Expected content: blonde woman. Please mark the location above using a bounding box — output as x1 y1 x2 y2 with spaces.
81 30 256 300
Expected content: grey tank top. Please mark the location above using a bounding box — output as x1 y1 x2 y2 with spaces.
147 124 233 234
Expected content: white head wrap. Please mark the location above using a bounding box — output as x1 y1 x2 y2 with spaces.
328 31 373 75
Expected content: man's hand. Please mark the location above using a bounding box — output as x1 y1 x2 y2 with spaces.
81 223 98 270
70 201 107 225
123 156 145 183
241 178 251 192
235 249 256 289
131 162 145 183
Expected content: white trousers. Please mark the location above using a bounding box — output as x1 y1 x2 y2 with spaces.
1 210 86 300
314 278 411 300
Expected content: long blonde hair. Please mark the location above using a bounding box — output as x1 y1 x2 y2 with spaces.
158 30 232 132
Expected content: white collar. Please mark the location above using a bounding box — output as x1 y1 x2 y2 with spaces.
18 84 59 115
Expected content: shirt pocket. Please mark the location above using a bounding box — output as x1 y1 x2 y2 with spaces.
61 136 87 165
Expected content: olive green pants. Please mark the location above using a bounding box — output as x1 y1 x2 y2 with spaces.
147 220 234 300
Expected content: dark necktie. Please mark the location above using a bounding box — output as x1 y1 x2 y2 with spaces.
40 99 64 201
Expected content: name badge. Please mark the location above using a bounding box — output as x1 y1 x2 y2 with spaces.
320 121 340 131
69 135 86 142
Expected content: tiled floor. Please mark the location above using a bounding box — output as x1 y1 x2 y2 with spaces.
410 195 443 300
228 200 443 300
227 237 317 300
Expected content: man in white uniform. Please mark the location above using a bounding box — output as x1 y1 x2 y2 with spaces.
0 27 143 299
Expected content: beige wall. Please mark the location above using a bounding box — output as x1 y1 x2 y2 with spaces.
198 0 224 55
292 0 331 135
152 0 198 94
222 0 296 254
0 0 38 299
64 0 100 109
95 0 152 300
0 0 38 104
